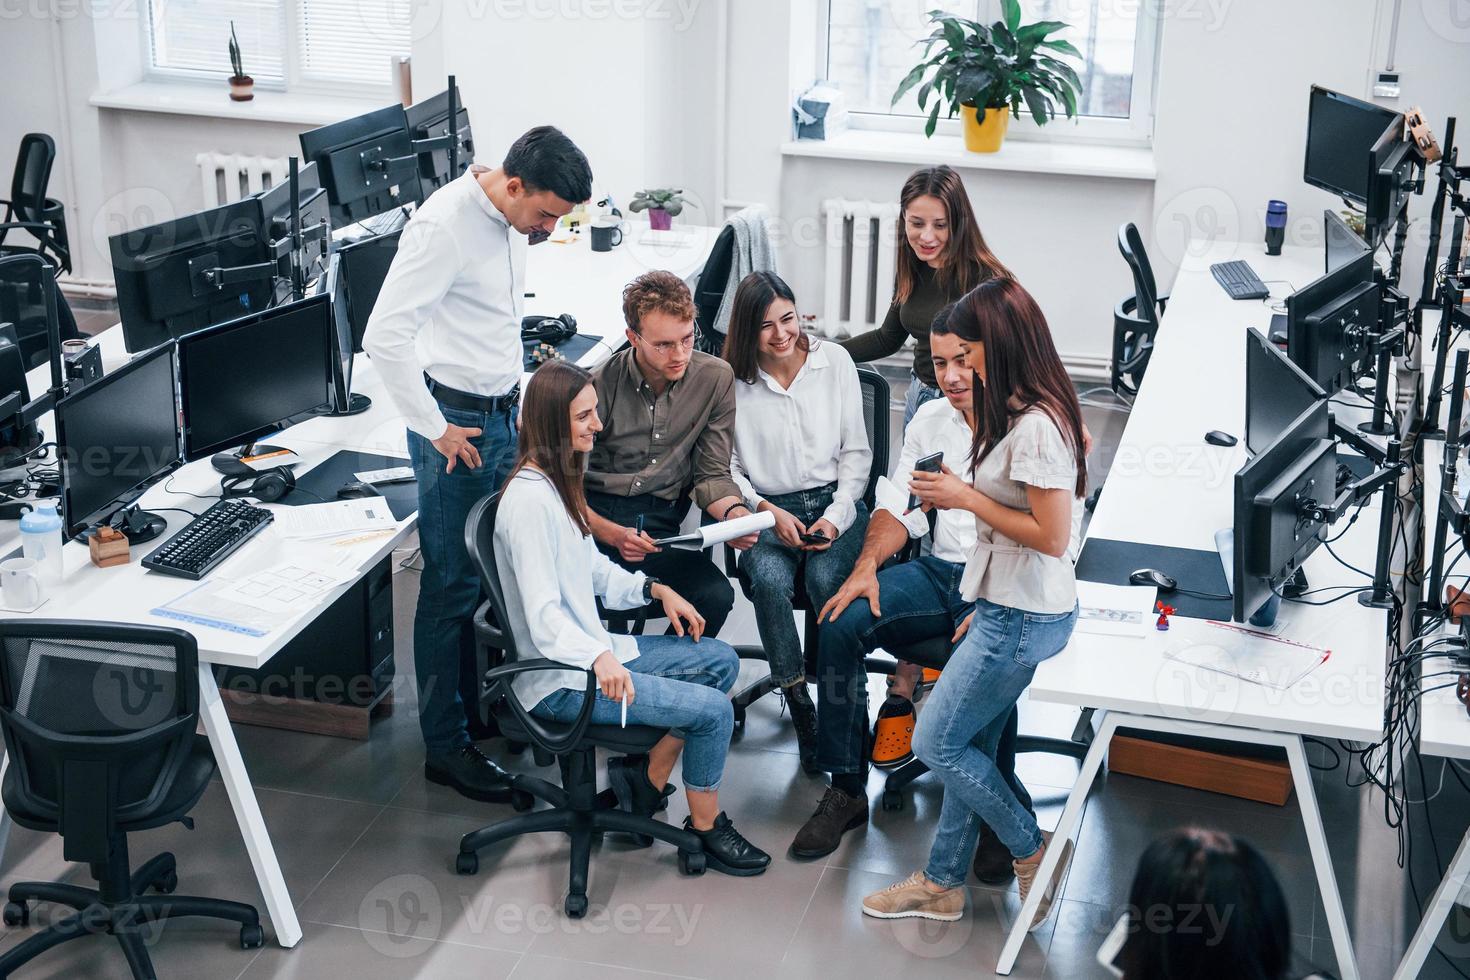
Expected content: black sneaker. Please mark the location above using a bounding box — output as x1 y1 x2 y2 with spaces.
607 754 674 817
972 823 1015 885
684 812 770 876
784 682 821 775
424 745 513 803
789 786 868 860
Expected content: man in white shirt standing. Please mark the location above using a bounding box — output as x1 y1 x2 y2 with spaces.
364 126 591 802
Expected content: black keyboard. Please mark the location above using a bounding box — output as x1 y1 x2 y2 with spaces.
141 500 274 580
1210 260 1270 300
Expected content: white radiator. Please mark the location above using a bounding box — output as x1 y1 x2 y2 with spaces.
195 152 291 208
820 199 902 338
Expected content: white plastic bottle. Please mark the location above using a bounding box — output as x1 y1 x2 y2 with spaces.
19 501 64 586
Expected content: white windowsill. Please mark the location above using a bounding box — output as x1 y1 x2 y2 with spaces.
781 129 1156 181
90 81 392 127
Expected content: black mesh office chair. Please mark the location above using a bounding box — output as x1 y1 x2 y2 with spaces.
0 621 262 980
455 492 706 918
0 134 71 275
725 366 891 732
0 252 80 371
1112 222 1168 396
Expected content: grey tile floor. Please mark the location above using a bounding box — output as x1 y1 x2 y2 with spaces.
1 386 1468 978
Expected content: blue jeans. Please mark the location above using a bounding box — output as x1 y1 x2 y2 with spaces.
917 598 1078 888
532 635 740 792
904 373 943 429
407 401 518 755
737 485 868 687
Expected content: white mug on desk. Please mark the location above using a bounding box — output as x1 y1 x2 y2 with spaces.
0 558 43 612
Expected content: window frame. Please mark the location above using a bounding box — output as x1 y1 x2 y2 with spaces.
141 0 403 101
817 0 1161 147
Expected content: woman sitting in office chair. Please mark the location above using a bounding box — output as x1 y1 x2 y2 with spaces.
860 277 1084 930
494 359 770 877
722 271 872 774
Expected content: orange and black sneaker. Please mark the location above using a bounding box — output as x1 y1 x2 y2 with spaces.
871 695 916 769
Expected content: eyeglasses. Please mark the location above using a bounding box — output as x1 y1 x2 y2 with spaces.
636 333 696 357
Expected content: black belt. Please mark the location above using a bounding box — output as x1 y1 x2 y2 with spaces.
424 374 520 414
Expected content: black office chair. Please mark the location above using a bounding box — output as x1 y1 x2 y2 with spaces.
692 223 735 355
455 492 706 918
0 252 80 370
0 621 263 980
0 134 71 275
726 366 891 732
1112 222 1168 397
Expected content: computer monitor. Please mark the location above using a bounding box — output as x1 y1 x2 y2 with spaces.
0 323 40 468
318 251 371 416
337 228 401 352
299 105 419 228
1245 327 1326 456
54 341 180 543
1232 399 1335 625
1304 86 1401 204
1286 251 1378 394
177 293 334 468
1365 118 1415 243
253 161 332 287
1323 209 1370 274
406 86 474 202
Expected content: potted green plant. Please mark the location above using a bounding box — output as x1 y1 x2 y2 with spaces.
893 2 1083 153
227 21 253 102
628 188 686 231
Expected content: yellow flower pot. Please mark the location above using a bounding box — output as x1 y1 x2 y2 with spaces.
961 105 1010 153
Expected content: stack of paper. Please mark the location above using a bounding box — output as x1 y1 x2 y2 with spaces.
151 560 358 637
267 499 397 541
1075 581 1158 638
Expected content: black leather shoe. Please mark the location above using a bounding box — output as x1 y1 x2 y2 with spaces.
607 754 674 817
424 745 513 803
972 823 1016 885
784 682 821 775
685 812 770 876
789 786 868 860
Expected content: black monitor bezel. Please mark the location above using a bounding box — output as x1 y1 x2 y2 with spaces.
1303 85 1401 205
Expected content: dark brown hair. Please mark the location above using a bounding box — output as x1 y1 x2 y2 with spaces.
895 165 1011 305
509 360 594 536
622 270 697 332
943 278 1087 498
721 271 812 384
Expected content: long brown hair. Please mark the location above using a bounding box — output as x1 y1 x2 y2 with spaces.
721 270 812 384
894 165 1011 305
509 360 594 536
943 278 1087 499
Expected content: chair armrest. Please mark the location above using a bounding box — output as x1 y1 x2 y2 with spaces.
482 657 600 756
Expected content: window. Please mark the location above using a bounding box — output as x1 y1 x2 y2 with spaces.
822 0 1159 143
146 0 411 94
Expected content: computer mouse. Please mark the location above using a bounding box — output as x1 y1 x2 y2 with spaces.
1205 430 1238 447
336 481 380 500
1128 568 1178 592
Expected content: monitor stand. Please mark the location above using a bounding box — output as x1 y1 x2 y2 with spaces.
109 505 167 545
316 392 372 417
211 443 299 476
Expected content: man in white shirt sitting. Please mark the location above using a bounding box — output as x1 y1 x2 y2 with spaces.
364 126 591 803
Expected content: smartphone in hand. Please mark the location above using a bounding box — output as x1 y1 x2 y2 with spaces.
527 227 550 245
799 530 830 545
907 451 945 512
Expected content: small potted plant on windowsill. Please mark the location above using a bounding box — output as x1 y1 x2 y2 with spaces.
227 21 253 102
893 1 1082 153
628 188 686 231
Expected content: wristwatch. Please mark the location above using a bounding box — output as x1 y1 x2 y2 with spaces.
642 576 661 604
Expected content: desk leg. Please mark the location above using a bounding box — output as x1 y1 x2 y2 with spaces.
1393 825 1470 979
997 710 1119 975
197 663 303 949
1285 735 1358 980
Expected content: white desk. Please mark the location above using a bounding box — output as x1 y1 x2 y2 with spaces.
996 241 1393 977
0 221 719 948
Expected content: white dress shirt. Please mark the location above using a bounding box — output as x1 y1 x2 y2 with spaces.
495 468 650 710
363 166 527 440
729 341 872 534
874 396 979 564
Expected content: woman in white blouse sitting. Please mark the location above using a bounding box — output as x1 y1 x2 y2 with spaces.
494 360 770 876
722 271 873 774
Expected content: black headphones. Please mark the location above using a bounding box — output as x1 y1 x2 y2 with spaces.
521 313 578 346
220 466 296 503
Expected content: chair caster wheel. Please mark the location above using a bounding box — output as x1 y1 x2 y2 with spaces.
565 894 588 918
154 869 179 894
881 790 904 812
678 850 706 875
455 852 479 875
3 901 28 927
239 923 265 949
511 790 535 812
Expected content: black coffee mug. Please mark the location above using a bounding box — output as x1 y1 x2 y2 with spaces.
590 219 623 252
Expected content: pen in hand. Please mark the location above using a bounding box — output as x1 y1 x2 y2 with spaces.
620 690 628 729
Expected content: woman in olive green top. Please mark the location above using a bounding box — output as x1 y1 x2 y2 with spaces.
840 164 1012 427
